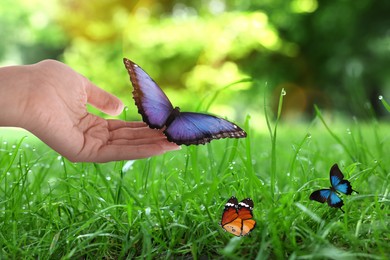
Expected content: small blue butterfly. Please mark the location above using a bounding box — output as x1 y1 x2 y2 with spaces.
309 164 358 213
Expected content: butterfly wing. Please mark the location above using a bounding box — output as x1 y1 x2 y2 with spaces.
123 58 174 129
330 164 354 195
237 198 256 236
327 191 344 209
221 196 238 226
164 112 247 145
222 218 243 237
310 189 331 204
310 189 344 210
221 197 241 236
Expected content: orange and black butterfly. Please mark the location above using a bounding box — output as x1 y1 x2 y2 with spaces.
220 196 256 236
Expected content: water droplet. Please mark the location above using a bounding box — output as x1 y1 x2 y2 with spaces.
145 207 151 216
287 172 290 177
281 88 287 96
122 160 135 172
378 95 383 100
106 176 111 181
346 128 351 135
57 156 62 160
12 145 16 149
3 141 7 145
124 106 129 111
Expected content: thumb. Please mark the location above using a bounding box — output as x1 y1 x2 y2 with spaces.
85 80 124 116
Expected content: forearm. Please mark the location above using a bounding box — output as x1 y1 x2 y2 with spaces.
0 64 31 127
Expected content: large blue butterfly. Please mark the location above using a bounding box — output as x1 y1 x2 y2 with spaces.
123 58 247 145
309 164 358 213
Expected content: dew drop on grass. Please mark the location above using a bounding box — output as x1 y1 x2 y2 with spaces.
57 156 62 160
287 172 290 177
281 88 287 96
145 207 151 216
378 95 383 100
106 176 111 181
8 153 12 156
346 128 351 135
3 141 7 145
6 172 10 176
12 145 16 149
122 160 135 172
124 106 129 111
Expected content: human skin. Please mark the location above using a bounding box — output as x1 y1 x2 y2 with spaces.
0 59 180 162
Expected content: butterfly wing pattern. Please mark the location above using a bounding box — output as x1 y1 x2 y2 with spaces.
165 112 246 145
123 58 247 145
309 163 357 213
330 164 354 195
221 196 256 236
123 58 173 128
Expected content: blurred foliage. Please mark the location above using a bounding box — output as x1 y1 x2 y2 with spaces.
1 0 390 122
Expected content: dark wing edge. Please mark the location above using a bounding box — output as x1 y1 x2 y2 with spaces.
123 58 150 126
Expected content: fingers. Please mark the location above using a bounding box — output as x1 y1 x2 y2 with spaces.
85 81 124 116
107 120 147 131
109 125 165 140
92 141 181 162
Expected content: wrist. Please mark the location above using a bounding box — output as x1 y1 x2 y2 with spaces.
0 64 32 128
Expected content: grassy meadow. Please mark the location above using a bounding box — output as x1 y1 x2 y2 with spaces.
0 106 389 259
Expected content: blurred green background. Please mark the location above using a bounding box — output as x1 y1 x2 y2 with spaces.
1 0 390 124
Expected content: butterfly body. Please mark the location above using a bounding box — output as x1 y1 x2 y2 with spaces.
220 196 256 236
309 164 357 213
124 58 247 145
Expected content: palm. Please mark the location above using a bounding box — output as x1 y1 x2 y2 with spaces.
22 60 179 162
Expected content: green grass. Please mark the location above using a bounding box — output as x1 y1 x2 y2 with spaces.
0 113 389 259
